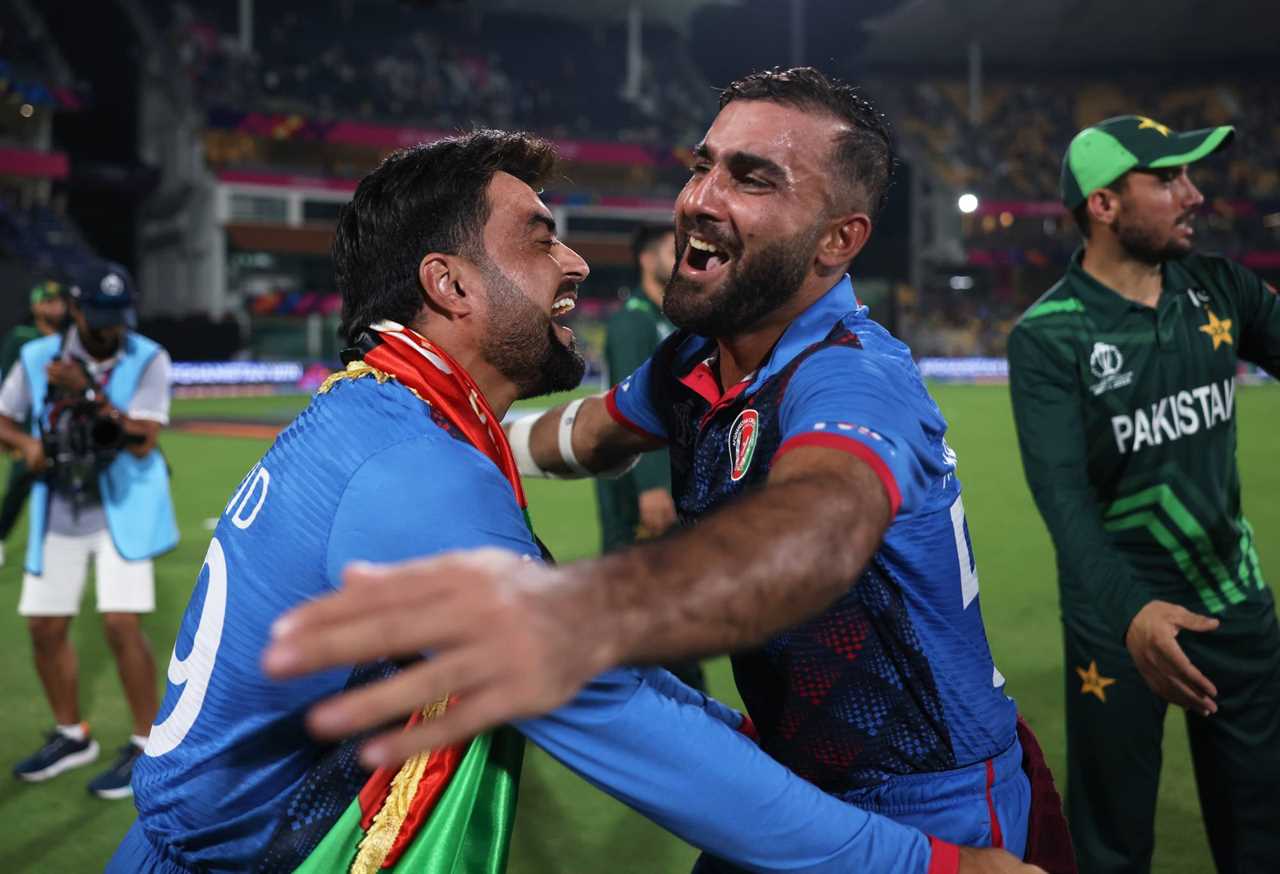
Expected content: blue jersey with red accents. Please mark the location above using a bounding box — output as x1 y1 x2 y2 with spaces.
608 275 1018 795
121 373 948 874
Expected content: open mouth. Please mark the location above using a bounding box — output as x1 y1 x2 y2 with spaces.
680 234 733 279
550 290 577 344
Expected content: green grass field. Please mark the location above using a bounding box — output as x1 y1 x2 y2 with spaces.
1 384 1276 873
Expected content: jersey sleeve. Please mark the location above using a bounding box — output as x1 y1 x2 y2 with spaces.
517 666 941 874
129 348 172 424
1226 260 1280 377
773 346 932 517
1007 324 1154 641
0 361 30 421
325 431 539 588
605 312 671 491
604 354 668 442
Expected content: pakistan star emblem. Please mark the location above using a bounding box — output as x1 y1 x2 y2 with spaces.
1199 309 1233 350
1077 660 1117 702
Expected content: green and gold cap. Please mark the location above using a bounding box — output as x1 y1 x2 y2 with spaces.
1060 115 1234 208
29 279 62 305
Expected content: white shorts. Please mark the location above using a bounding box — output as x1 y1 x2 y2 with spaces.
18 530 155 616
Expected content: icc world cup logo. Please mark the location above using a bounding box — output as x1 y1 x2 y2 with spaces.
1089 343 1124 380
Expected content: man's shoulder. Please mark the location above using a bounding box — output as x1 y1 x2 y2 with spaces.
1168 252 1249 297
1012 277 1085 336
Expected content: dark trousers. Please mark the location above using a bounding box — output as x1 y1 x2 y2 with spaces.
0 459 32 540
1063 599 1280 874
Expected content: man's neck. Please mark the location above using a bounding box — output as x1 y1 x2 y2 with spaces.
1080 239 1164 309
413 321 518 420
714 274 833 388
34 317 57 336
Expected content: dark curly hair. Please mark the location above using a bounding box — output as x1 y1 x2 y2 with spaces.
720 67 895 220
334 129 557 344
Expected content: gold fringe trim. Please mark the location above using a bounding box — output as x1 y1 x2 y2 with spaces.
350 697 451 874
317 360 428 405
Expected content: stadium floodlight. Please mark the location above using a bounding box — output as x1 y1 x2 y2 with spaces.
957 193 979 214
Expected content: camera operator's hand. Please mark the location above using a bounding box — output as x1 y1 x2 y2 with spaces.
46 360 91 395
18 435 47 473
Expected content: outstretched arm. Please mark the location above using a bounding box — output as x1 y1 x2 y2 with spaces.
265 443 891 760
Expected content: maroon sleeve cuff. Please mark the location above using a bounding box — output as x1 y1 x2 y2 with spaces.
774 432 902 517
604 386 666 442
927 836 961 874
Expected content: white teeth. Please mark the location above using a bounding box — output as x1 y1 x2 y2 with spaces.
689 237 722 254
551 298 576 317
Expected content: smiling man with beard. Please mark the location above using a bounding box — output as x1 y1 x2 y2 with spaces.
1008 116 1280 874
112 129 997 874
264 71 1067 874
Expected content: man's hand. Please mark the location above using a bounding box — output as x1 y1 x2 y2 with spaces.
957 846 1047 873
46 360 90 395
18 435 47 472
637 487 677 538
1125 600 1219 715
262 548 612 767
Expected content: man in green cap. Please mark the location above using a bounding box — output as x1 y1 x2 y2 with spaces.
1008 115 1280 872
0 279 67 566
595 223 704 691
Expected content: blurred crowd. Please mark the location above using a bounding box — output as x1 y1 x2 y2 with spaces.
875 76 1280 202
155 0 714 148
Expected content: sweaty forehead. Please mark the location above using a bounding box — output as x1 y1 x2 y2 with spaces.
485 171 551 230
702 100 846 177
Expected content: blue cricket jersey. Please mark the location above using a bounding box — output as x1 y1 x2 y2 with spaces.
608 275 1026 847
123 374 944 874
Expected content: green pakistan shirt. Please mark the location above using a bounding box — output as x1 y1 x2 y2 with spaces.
596 290 674 551
1008 250 1280 639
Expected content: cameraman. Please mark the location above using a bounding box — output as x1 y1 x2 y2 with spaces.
0 262 178 800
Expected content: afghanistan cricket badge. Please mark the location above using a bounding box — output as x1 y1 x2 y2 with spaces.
729 408 760 482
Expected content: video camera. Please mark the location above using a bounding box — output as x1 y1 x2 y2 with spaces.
40 357 143 515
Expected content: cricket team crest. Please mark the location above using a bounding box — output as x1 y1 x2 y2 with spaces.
729 408 760 482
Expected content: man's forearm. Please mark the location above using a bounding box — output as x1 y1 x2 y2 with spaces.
1030 482 1152 638
557 453 890 666
520 395 658 476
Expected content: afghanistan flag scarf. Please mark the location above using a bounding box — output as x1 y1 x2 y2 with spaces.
304 320 527 874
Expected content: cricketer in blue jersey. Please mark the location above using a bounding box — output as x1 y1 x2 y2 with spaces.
265 73 1064 874
112 130 970 873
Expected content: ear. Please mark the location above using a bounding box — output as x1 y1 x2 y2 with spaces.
815 212 873 275
418 253 475 319
1087 188 1121 229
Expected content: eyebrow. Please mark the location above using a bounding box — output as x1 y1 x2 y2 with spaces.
526 212 557 236
692 143 787 183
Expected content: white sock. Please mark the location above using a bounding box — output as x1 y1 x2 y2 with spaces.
56 722 86 742
130 734 149 750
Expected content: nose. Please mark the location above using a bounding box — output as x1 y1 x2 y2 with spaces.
677 167 728 228
558 242 589 283
1179 171 1205 210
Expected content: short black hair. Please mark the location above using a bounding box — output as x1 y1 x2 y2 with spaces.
719 67 895 220
334 129 557 344
631 223 673 270
1071 172 1130 239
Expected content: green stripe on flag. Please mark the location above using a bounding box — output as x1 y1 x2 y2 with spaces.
1106 485 1243 609
295 727 524 874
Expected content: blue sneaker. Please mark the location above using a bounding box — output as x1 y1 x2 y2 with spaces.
87 741 144 800
13 728 100 782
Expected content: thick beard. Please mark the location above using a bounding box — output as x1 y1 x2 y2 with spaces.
479 262 585 399
662 225 817 337
1114 205 1193 265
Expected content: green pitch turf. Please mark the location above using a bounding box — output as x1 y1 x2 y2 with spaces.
0 384 1276 872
